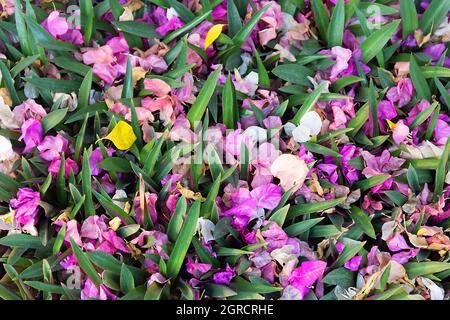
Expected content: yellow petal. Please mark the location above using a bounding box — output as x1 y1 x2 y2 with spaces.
204 24 225 49
104 121 137 150
132 67 147 86
417 228 427 236
386 119 398 130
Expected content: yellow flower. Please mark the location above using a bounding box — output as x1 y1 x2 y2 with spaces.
204 24 225 49
104 121 137 150
386 119 398 130
417 228 427 236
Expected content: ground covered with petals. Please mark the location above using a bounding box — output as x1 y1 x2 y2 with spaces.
0 0 449 300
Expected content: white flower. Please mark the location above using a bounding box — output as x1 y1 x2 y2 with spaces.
421 277 445 300
166 7 178 20
238 53 252 75
197 217 215 243
270 245 296 266
290 110 322 143
0 96 22 130
418 140 444 158
112 189 128 210
434 17 450 37
0 135 15 162
235 71 259 96
242 126 267 145
0 211 37 236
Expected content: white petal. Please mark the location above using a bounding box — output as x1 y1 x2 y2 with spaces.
292 125 311 143
0 135 14 161
243 126 267 144
166 7 178 20
421 277 445 300
244 71 259 86
112 189 128 210
300 111 322 135
284 122 296 136
197 217 215 243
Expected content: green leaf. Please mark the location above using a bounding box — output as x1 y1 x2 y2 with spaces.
231 276 282 294
254 50 269 87
222 73 236 129
144 282 163 300
323 267 355 287
311 0 330 41
434 78 450 112
167 196 187 242
192 237 220 267
163 10 212 44
333 241 366 268
204 283 237 298
406 164 421 194
409 101 438 130
122 56 133 99
292 82 327 125
232 4 271 46
0 283 21 300
23 77 81 93
227 0 242 37
331 76 363 92
0 234 47 249
216 247 253 256
409 54 431 101
0 60 20 106
400 0 418 39
349 205 376 239
368 285 406 300
288 197 345 220
86 251 122 273
404 262 450 279
41 108 68 133
92 189 134 224
432 137 450 202
368 79 379 136
419 0 450 34
421 66 450 78
56 154 67 205
352 174 391 192
14 0 31 56
108 0 142 49
272 63 314 86
82 148 95 216
120 263 135 294
303 141 342 158
97 157 133 173
114 21 160 39
74 113 89 162
384 190 407 206
52 224 66 255
24 281 64 294
186 65 222 126
78 69 93 110
167 199 201 279
327 0 345 47
268 204 290 227
284 217 324 237
69 237 102 286
201 176 221 219
310 224 341 238
10 54 39 78
360 20 400 63
80 0 94 45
